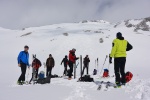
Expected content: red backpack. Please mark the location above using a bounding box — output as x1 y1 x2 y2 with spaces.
125 71 133 83
32 59 41 69
103 69 109 77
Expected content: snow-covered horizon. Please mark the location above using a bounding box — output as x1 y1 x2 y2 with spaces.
0 16 149 31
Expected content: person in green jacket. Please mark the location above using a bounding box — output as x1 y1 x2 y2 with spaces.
109 32 133 86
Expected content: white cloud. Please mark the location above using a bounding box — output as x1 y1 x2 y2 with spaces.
0 0 149 29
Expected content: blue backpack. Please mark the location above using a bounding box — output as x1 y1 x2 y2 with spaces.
38 71 45 79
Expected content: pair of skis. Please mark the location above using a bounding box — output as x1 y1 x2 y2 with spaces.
97 81 120 91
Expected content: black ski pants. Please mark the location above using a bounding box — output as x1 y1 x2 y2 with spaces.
29 68 39 83
114 57 126 84
82 64 89 75
68 61 73 78
63 65 67 75
46 67 52 77
18 63 27 82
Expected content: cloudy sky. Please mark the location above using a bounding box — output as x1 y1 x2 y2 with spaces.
0 0 150 29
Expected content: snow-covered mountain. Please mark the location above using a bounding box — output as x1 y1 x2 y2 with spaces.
115 17 150 32
0 17 150 100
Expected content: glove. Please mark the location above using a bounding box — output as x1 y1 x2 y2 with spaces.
109 55 112 64
18 64 21 67
76 57 79 60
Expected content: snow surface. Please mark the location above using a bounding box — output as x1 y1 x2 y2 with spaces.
0 21 150 100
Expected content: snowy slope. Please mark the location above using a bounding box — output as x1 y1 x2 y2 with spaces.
0 18 150 100
115 17 150 32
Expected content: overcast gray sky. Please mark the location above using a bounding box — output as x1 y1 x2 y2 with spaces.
0 0 150 29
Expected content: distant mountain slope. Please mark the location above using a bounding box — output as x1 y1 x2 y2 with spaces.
114 17 150 32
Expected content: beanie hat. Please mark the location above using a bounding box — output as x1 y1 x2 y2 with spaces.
116 32 122 38
72 48 76 51
24 45 29 49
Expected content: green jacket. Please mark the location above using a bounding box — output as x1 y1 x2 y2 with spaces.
110 37 133 58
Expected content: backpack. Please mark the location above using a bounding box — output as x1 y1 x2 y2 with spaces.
37 77 51 84
125 71 133 83
93 69 97 75
38 71 45 79
103 69 109 77
51 74 61 78
78 75 94 82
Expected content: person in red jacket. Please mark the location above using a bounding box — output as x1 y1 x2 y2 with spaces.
68 48 79 80
29 55 41 84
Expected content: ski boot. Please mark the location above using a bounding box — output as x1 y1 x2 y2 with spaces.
114 82 121 88
68 77 72 80
122 83 126 86
17 81 23 85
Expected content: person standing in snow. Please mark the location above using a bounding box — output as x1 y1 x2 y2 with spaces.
46 54 55 77
109 32 133 86
29 55 41 84
17 45 30 85
61 55 69 76
82 55 90 75
68 48 79 80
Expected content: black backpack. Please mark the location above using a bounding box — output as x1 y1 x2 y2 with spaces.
36 77 51 84
78 75 94 82
93 69 97 75
51 74 63 78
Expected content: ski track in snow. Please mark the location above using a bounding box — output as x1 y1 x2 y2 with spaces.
64 83 89 100
51 77 150 100
50 77 91 100
125 79 150 100
9 77 150 100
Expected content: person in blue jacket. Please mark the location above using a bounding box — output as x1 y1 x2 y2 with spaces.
17 45 30 85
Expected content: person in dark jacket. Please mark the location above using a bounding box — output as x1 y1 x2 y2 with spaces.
109 32 133 86
82 55 90 75
29 55 41 84
68 48 79 80
17 45 30 85
46 54 55 77
61 55 69 76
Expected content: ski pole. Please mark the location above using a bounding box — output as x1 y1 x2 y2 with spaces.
26 67 30 84
95 60 96 69
97 58 98 71
99 55 108 77
80 55 82 78
43 62 46 77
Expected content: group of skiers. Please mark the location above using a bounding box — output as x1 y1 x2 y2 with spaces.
17 47 55 85
17 32 133 87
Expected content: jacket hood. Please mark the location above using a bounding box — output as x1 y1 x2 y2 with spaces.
69 50 75 53
117 36 124 40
